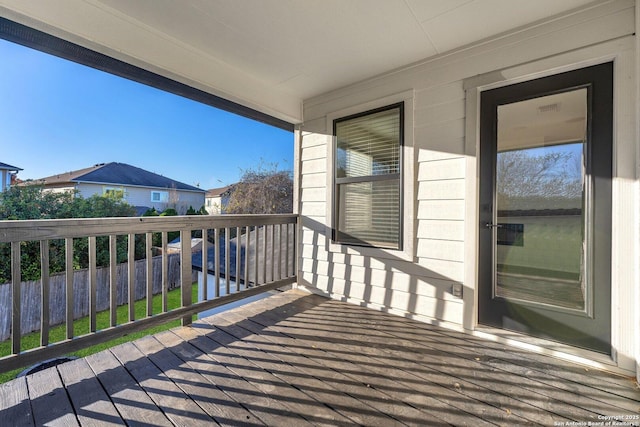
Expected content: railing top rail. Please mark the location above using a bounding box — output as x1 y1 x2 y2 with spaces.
0 214 299 243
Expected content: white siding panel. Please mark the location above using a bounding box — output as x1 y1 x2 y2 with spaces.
301 144 327 161
418 158 466 181
417 220 465 241
300 271 330 290
302 258 329 276
301 228 327 245
302 243 329 261
414 82 465 110
331 263 367 283
418 179 465 200
415 127 465 157
300 201 326 217
417 200 465 220
417 142 466 162
301 172 326 189
417 239 465 262
387 292 463 324
415 118 465 141
301 130 329 148
301 117 327 135
301 187 326 202
414 99 465 127
301 158 327 174
388 274 462 300
416 258 465 283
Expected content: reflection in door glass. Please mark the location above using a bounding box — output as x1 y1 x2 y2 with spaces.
495 89 587 311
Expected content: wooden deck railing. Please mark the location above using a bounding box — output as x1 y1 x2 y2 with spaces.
0 214 298 373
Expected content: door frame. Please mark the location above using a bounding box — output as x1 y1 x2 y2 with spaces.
461 41 637 374
477 63 612 354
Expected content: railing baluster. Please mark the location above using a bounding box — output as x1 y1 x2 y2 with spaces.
284 223 290 278
278 224 283 280
11 242 21 355
214 228 220 298
235 226 241 293
65 238 74 340
243 226 249 290
271 225 275 283
263 225 268 284
0 214 298 373
201 229 208 301
180 230 192 327
128 234 135 322
40 240 50 346
254 226 260 286
109 235 117 327
225 227 230 295
146 233 153 317
162 232 168 312
88 236 97 333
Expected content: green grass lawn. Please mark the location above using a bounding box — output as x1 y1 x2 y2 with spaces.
0 283 199 384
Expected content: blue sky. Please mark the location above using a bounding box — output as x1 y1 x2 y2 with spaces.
0 39 293 189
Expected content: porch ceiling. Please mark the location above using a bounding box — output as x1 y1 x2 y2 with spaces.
0 0 599 124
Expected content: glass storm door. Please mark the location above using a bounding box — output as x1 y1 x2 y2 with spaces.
478 63 612 354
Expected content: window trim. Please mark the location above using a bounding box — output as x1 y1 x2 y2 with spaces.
325 91 415 262
332 102 404 250
151 190 169 203
103 187 125 198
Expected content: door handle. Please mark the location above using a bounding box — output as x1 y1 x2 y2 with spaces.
485 223 503 228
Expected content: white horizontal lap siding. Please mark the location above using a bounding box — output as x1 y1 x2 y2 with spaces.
77 183 204 213
299 0 636 330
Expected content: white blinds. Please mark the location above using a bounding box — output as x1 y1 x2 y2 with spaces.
334 104 402 249
336 107 400 178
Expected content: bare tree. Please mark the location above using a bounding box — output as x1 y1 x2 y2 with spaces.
496 147 583 203
226 162 293 214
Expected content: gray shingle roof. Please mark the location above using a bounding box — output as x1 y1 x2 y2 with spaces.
35 162 203 192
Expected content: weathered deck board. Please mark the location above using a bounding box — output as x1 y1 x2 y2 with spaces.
109 341 214 427
214 300 539 426
216 292 534 426
133 334 264 427
26 365 78 426
0 376 33 427
57 358 124 427
164 327 315 426
205 314 407 427
0 288 638 426
84 349 173 426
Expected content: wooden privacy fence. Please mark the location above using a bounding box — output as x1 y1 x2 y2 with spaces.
0 253 195 341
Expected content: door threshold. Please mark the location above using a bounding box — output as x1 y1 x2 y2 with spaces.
473 325 632 376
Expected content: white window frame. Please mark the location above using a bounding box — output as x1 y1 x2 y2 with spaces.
326 90 415 262
151 190 169 203
103 186 125 198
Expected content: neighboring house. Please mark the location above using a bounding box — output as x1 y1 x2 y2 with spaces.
0 162 21 192
28 162 205 214
1 0 639 383
204 185 234 214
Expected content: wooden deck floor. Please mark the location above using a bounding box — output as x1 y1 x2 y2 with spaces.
1 289 639 426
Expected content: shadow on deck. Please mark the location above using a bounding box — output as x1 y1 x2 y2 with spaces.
1 289 639 426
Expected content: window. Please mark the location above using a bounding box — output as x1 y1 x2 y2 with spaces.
103 187 124 198
333 103 403 249
151 191 168 202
